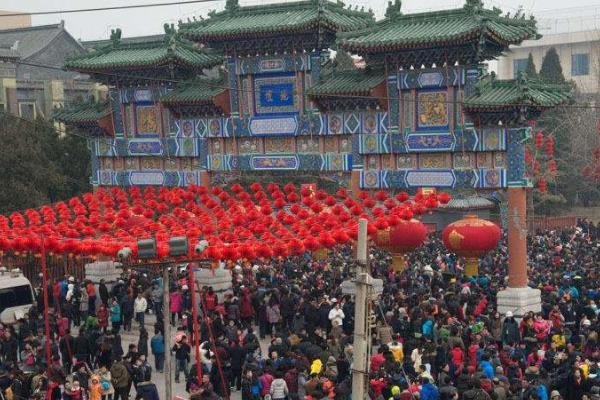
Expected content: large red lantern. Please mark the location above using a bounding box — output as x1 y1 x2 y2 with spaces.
374 218 427 272
442 215 501 277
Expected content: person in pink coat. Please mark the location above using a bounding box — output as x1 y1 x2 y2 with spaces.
170 287 183 326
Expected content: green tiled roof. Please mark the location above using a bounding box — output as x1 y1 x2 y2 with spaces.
463 73 573 110
65 28 222 72
307 68 384 97
53 102 111 123
161 78 226 105
179 0 374 42
338 0 538 53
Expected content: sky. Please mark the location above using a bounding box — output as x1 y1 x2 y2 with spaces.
2 0 600 41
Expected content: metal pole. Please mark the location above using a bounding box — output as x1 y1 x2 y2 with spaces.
163 265 172 400
188 264 202 385
40 238 52 374
352 219 369 400
199 291 229 399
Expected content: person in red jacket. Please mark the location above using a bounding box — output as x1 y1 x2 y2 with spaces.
96 304 109 332
370 345 387 373
53 280 62 313
240 288 254 327
450 344 465 379
473 296 488 318
468 339 481 369
369 376 387 399
204 287 218 312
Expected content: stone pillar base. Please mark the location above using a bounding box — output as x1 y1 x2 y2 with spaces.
497 287 541 318
194 266 232 302
85 261 122 284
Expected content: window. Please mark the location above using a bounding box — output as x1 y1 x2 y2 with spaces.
513 58 528 78
0 285 34 314
572 53 589 76
18 102 36 119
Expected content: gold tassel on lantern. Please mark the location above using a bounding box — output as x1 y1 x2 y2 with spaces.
391 253 405 273
464 257 479 277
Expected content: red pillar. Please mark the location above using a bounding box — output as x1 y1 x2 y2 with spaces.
350 170 361 195
200 170 211 188
507 187 528 288
188 264 202 385
41 239 52 373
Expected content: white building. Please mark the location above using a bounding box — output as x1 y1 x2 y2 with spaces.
497 30 600 95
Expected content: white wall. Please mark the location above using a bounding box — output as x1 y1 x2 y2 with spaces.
497 31 600 94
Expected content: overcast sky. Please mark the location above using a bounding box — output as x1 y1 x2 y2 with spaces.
2 0 600 41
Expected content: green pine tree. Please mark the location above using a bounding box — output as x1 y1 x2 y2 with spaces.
539 47 565 83
525 52 538 78
0 113 63 213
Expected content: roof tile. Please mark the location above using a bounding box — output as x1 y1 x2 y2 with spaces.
180 0 374 42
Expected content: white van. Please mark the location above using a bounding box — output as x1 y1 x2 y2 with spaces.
0 267 35 324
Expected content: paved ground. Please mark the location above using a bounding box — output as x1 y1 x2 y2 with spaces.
119 312 268 400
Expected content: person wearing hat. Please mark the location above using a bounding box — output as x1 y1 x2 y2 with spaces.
501 311 520 345
491 377 507 400
89 374 103 400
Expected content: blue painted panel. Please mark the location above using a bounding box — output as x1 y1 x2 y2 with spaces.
507 127 531 187
407 133 454 152
399 66 465 90
362 168 509 189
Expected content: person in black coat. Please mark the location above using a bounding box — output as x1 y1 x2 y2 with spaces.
228 340 246 391
500 313 520 345
58 330 75 372
2 329 19 364
72 328 91 365
136 381 159 400
99 279 110 306
562 368 590 400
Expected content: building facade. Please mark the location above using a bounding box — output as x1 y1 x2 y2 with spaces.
497 30 600 95
57 0 570 192
0 10 31 30
0 22 103 119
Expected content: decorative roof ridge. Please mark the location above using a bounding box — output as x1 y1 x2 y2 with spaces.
344 0 535 26
52 100 112 122
53 99 110 112
480 72 572 91
180 0 373 27
68 25 220 62
174 75 225 86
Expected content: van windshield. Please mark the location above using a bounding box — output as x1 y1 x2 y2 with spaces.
0 285 33 313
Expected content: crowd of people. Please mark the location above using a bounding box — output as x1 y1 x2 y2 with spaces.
0 219 598 400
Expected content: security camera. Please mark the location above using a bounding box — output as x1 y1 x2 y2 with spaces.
117 247 132 260
194 240 209 254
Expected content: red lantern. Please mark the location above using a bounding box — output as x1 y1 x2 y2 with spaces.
442 215 501 277
375 190 388 202
438 192 451 205
535 131 544 149
396 192 410 202
548 160 557 176
537 179 547 192
374 219 427 272
545 136 554 156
